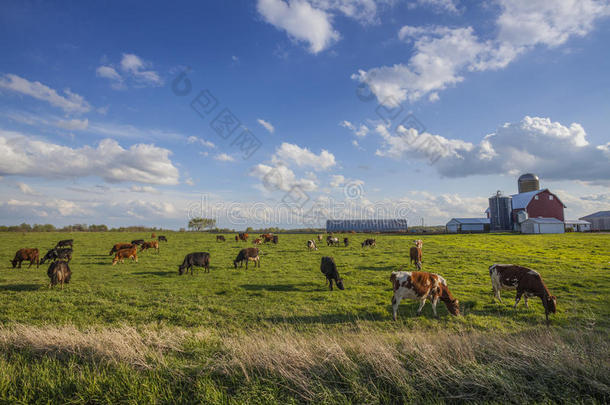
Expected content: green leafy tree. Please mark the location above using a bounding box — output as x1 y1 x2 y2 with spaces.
188 217 216 231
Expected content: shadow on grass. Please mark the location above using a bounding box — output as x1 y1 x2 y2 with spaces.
241 283 321 292
133 271 176 276
266 312 386 324
355 265 399 272
0 283 41 292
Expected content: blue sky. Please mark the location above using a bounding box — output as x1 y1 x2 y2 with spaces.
0 0 609 229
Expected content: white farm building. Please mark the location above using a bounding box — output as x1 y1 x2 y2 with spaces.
446 218 490 233
520 217 565 234
564 220 591 232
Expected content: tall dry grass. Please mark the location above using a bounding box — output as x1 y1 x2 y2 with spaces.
0 324 608 403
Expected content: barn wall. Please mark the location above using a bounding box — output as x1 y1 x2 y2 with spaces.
526 190 565 221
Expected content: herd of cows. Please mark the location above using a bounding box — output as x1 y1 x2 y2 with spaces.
8 232 558 323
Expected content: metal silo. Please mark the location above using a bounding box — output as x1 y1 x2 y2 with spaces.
518 173 540 193
489 191 513 231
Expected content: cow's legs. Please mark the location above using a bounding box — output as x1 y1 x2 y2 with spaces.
431 296 439 317
416 299 426 316
514 290 523 309
392 294 402 321
329 279 334 291
416 261 422 271
524 296 529 308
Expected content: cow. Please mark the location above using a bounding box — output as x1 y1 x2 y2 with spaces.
109 243 134 256
47 261 71 289
233 247 260 269
140 240 159 253
238 232 249 242
320 256 344 291
158 236 168 242
55 239 73 249
361 238 376 248
11 248 39 268
307 240 318 251
178 252 211 275
235 235 239 242
489 264 557 323
151 232 156 239
272 235 279 244
390 271 460 320
253 238 263 245
216 235 226 242
343 237 349 247
41 248 73 264
409 246 422 270
260 233 274 243
112 247 138 265
317 234 323 242
131 239 145 246
327 236 340 246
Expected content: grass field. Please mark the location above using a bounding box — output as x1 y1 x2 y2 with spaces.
0 232 609 403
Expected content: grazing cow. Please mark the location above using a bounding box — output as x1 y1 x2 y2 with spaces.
260 233 274 243
233 247 260 269
41 248 72 264
109 243 134 256
238 232 249 242
390 271 460 320
235 235 239 242
55 239 73 249
11 248 39 268
158 235 168 242
272 235 279 244
361 238 376 248
343 237 349 247
489 264 557 323
151 233 156 239
178 252 211 275
47 261 71 289
307 240 318 251
253 238 263 245
216 235 226 242
320 256 344 291
317 234 323 242
409 246 422 270
327 236 340 246
140 240 159 253
131 239 145 246
112 247 138 265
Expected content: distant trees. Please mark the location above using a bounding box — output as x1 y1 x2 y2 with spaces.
188 217 216 231
0 223 162 232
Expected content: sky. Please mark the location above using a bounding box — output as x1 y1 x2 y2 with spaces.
0 0 609 229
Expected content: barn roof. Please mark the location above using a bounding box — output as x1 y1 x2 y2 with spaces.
523 217 563 224
565 219 591 225
580 210 610 219
511 188 566 209
447 218 490 224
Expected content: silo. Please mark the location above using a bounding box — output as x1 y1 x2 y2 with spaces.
518 173 540 193
488 191 513 231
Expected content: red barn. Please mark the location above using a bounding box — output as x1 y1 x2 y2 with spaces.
511 189 566 226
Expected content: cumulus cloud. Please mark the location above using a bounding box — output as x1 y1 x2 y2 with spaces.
373 116 610 184
214 153 235 162
257 0 340 53
17 182 39 195
250 163 318 192
3 198 91 217
410 0 460 14
96 53 162 89
257 118 275 133
310 0 385 24
353 0 610 105
0 129 179 185
330 174 345 187
0 74 91 114
271 142 336 170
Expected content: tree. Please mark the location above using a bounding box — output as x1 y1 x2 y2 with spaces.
188 217 216 231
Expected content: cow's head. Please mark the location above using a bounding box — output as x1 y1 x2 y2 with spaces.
336 278 345 290
233 260 238 269
10 258 17 268
446 299 460 316
178 264 185 275
546 295 557 314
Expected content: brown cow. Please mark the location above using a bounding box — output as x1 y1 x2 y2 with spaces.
390 271 460 320
253 238 263 245
409 246 422 270
112 247 138 265
317 234 323 242
235 235 239 242
260 233 273 242
234 247 260 269
151 232 156 239
216 235 226 242
11 248 39 268
489 264 557 323
109 243 134 256
238 232 249 242
47 261 71 289
140 240 159 253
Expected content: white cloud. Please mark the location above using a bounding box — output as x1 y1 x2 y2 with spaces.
215 153 235 162
187 136 215 148
257 118 275 133
410 0 460 14
310 0 385 24
130 185 159 193
257 0 340 53
353 0 610 105
271 142 336 170
0 129 179 185
0 74 91 114
4 198 90 217
96 66 125 90
17 182 39 195
330 174 345 187
185 178 195 186
250 163 318 192
96 53 162 89
56 118 89 131
340 120 369 137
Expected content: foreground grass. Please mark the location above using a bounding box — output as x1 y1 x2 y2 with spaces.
0 232 609 402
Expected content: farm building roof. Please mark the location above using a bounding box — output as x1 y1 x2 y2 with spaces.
564 219 591 225
523 217 563 224
326 219 408 232
447 218 490 224
511 188 566 209
580 210 610 219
